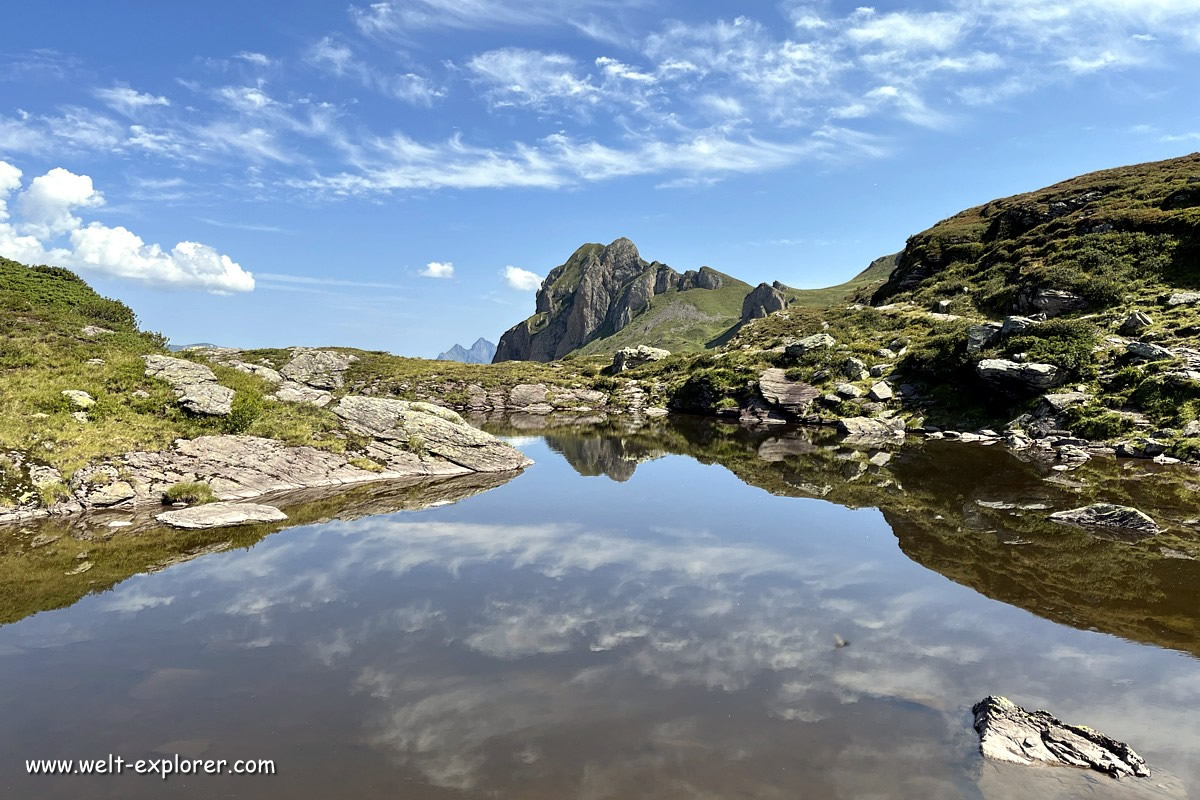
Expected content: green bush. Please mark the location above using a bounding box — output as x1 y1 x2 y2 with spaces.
222 393 263 434
163 482 217 505
1006 319 1098 379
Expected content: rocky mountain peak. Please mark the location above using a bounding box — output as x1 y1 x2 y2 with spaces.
495 238 744 362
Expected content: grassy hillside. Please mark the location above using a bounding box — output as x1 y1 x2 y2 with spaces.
572 267 751 355
872 152 1200 314
784 252 899 309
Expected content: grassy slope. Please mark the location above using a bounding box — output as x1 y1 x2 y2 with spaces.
0 259 351 502
573 268 752 355
784 252 899 309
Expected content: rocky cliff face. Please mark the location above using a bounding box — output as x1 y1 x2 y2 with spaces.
741 281 789 321
493 238 735 362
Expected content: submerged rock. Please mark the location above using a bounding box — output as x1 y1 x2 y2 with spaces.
1048 503 1161 537
156 502 288 529
971 695 1149 779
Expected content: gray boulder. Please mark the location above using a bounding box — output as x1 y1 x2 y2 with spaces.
868 381 894 401
280 348 357 389
229 360 284 384
971 696 1148 778
143 355 234 416
1126 340 1174 362
758 368 820 415
836 416 905 440
80 325 114 337
272 381 333 407
334 396 532 472
966 323 1003 352
610 346 670 373
1030 288 1087 317
785 333 836 358
835 382 862 399
1166 292 1200 307
1001 316 1037 336
1118 310 1152 335
840 357 868 380
1115 438 1167 458
976 359 1062 390
156 502 288 529
1048 503 1161 536
61 390 95 409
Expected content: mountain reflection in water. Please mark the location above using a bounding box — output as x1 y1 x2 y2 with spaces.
0 416 1196 799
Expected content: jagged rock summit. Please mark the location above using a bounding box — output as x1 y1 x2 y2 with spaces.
493 238 750 362
438 338 497 364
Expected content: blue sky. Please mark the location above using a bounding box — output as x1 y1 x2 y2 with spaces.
2 0 1199 356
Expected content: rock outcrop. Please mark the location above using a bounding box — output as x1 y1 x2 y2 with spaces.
611 345 670 373
741 281 788 321
143 355 234 416
976 359 1062 391
836 416 906 440
280 348 357 389
758 369 819 416
493 238 743 362
971 696 1149 779
333 396 532 473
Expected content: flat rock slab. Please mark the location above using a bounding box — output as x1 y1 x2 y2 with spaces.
334 396 533 472
971 695 1149 779
280 348 357 389
156 502 287 529
759 368 819 414
143 354 234 416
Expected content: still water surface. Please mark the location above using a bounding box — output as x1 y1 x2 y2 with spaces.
1 420 1198 798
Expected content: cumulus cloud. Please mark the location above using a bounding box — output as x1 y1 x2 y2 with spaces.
0 160 253 292
503 265 542 290
420 260 454 278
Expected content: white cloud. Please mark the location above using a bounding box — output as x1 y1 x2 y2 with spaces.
236 51 274 67
467 49 597 110
308 36 444 105
503 265 542 290
15 167 105 238
0 161 253 293
421 260 454 278
0 160 22 220
350 0 641 35
93 85 170 116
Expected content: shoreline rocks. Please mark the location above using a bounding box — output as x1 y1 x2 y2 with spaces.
1048 503 1162 537
971 695 1149 779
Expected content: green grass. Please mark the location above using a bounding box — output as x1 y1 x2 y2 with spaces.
163 481 217 504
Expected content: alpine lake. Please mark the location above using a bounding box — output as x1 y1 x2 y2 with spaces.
1 415 1198 799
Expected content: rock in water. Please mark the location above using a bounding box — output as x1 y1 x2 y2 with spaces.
1048 503 1161 537
156 502 288 529
971 696 1149 779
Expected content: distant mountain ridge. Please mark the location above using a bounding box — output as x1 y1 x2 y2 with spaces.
437 338 496 364
493 237 896 362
